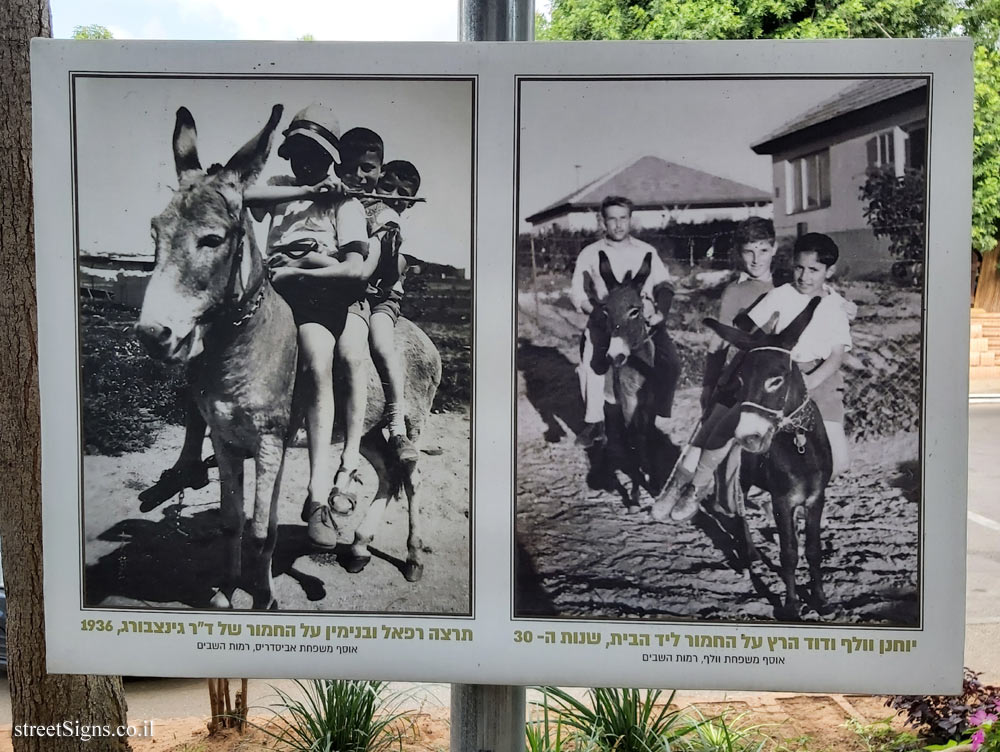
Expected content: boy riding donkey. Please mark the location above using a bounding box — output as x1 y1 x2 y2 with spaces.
653 229 855 524
138 104 396 549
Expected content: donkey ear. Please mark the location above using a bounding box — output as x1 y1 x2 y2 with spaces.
776 296 821 349
224 104 283 185
632 252 652 289
173 107 201 179
733 312 760 334
598 250 619 290
704 318 758 351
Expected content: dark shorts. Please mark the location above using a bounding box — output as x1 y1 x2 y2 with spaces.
289 296 370 335
368 289 403 324
801 362 845 423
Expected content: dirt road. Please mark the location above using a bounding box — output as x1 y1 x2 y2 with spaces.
515 289 921 625
83 412 471 615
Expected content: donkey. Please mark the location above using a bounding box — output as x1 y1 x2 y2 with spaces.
703 297 833 619
136 105 441 609
581 250 678 510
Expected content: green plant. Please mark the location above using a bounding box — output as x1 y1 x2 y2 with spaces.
527 692 601 752
842 716 921 752
675 709 772 752
535 686 696 751
251 679 416 752
859 166 927 261
886 668 1000 744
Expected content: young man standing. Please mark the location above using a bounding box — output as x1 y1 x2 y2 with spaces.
570 195 677 447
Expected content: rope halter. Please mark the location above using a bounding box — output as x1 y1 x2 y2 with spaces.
739 346 817 454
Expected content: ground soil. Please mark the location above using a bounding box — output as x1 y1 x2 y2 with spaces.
515 282 920 623
0 692 921 751
82 412 471 614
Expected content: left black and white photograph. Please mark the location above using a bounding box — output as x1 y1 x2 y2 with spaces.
75 75 474 615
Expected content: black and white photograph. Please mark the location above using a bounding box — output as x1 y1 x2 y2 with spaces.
514 76 928 625
74 74 474 615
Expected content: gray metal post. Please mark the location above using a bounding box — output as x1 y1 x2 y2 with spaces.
460 0 535 42
452 0 533 750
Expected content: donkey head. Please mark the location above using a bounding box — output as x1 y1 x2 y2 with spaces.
585 250 652 368
136 105 283 362
704 297 821 454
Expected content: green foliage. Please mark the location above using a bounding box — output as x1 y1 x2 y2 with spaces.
252 679 417 752
527 695 600 751
886 667 1000 744
842 716 922 752
72 24 113 39
537 0 956 42
859 166 927 260
298 33 316 41
674 709 773 751
973 45 1000 253
535 686 696 751
537 0 1000 253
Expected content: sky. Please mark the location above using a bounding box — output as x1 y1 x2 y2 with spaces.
518 77 854 229
75 77 473 270
51 0 463 42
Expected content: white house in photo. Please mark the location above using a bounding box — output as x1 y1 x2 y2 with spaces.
751 78 928 278
523 155 773 233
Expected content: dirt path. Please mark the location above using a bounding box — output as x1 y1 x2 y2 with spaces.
83 412 470 615
515 294 920 624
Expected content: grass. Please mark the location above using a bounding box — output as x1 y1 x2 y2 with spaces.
842 717 923 752
674 709 773 752
534 687 699 752
251 679 417 752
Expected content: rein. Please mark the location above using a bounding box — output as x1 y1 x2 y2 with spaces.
740 345 817 454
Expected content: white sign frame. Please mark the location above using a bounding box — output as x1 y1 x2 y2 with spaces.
32 38 972 693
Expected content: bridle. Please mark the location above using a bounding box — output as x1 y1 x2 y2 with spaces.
196 216 267 329
738 345 817 454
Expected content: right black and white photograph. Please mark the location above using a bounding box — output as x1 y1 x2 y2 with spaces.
514 76 927 625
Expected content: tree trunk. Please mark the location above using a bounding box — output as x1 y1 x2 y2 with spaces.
0 2 131 750
974 245 1000 312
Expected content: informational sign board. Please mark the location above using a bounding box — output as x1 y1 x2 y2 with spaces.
32 38 972 693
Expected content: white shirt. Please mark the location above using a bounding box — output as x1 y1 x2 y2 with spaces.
748 283 852 363
570 235 672 313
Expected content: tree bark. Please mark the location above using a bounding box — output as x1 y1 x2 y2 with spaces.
0 2 131 750
974 245 1000 312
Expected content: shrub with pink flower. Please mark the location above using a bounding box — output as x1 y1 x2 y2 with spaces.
968 704 999 752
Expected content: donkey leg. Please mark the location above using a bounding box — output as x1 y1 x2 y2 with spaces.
210 447 245 609
772 497 801 618
804 495 832 615
401 463 424 582
248 434 285 610
345 437 392 574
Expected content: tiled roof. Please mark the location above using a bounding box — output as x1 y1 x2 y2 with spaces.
525 155 771 224
752 78 927 150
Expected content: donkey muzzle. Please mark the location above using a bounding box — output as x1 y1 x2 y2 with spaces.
135 321 202 363
734 411 775 455
607 336 630 367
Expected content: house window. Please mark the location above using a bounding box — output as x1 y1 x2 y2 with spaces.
867 125 925 176
867 130 896 169
785 149 831 214
905 126 927 171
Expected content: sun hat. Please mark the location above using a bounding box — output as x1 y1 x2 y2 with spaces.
278 103 341 163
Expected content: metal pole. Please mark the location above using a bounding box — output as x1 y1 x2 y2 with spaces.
453 1 533 750
460 0 535 42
